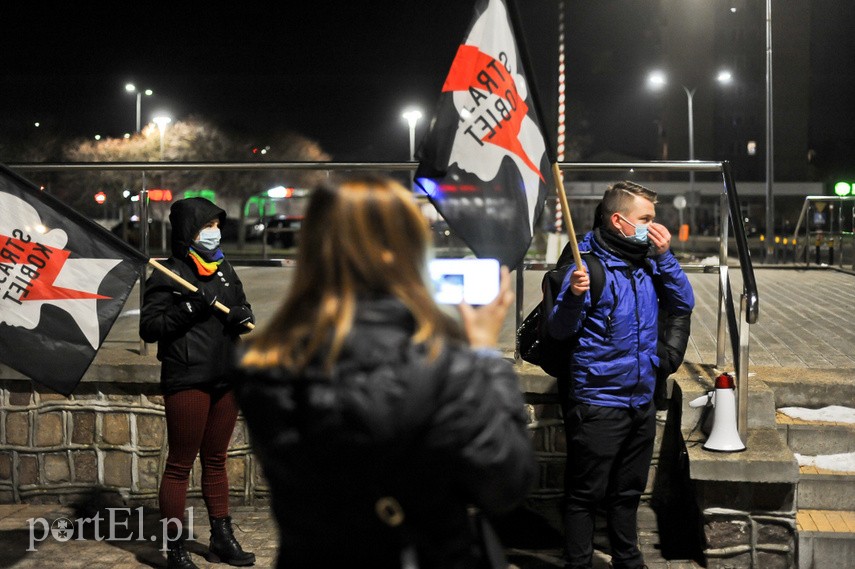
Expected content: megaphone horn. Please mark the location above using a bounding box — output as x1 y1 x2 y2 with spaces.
703 373 746 452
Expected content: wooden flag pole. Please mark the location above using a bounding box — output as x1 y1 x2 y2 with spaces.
552 162 584 272
147 258 255 330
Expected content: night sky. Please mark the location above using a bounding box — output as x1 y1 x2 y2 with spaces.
2 2 491 160
2 1 854 169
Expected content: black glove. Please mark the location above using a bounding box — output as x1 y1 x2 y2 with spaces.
179 288 218 317
226 305 254 328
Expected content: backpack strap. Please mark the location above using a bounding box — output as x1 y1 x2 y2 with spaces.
582 252 605 308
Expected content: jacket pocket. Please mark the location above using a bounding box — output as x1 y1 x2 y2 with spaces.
584 357 636 389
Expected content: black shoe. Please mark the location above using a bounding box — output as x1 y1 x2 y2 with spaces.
207 516 256 566
166 536 199 569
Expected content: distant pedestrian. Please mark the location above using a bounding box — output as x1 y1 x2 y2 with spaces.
140 197 256 569
232 175 537 568
548 181 695 569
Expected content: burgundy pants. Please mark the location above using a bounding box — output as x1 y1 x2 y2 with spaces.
159 388 238 529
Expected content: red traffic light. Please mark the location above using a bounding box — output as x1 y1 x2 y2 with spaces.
94 191 107 205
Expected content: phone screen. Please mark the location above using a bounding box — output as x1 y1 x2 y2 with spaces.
429 258 500 305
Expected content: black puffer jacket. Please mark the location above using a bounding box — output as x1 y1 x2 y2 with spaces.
232 297 537 569
140 198 252 395
657 309 692 377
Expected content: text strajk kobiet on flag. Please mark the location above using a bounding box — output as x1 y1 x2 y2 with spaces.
415 0 553 270
0 165 147 395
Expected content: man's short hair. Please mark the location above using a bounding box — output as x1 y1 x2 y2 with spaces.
601 181 658 223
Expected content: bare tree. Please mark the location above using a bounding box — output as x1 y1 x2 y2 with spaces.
59 116 330 245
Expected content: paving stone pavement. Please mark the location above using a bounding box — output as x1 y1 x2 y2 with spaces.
0 501 702 568
683 267 855 369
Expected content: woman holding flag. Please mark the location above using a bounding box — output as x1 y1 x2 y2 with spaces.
140 197 255 569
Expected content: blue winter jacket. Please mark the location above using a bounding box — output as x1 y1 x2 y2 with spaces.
547 231 695 408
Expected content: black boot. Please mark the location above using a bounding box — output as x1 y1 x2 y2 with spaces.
166 536 199 569
207 516 256 566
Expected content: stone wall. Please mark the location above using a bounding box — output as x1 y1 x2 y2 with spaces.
0 378 265 507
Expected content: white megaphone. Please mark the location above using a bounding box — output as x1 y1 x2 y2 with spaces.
699 373 746 452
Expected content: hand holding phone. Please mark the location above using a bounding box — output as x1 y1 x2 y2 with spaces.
456 265 514 349
428 258 501 306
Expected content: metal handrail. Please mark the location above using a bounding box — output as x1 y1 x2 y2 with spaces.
791 195 855 269
6 159 727 173
721 162 759 324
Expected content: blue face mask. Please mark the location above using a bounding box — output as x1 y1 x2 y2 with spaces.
194 227 221 251
618 215 649 243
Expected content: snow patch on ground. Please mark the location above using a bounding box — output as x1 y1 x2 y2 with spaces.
779 405 855 424
795 452 855 473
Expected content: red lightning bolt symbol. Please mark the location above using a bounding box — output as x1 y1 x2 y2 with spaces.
442 44 545 182
0 235 110 301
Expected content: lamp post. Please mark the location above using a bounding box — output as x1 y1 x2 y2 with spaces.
402 109 423 161
764 0 775 264
647 70 732 237
126 84 154 356
152 115 172 254
124 83 153 133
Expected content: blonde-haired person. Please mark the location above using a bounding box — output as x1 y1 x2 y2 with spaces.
233 175 536 569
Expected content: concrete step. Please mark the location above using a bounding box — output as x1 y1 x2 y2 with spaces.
797 466 855 511
781 410 855 511
797 509 855 569
777 410 855 455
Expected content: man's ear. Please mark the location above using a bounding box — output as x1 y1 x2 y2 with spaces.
609 212 622 231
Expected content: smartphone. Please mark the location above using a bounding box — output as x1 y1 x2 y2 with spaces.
428 258 501 306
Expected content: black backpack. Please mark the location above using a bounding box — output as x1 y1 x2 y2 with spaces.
516 245 605 378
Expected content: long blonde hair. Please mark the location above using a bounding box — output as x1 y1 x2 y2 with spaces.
241 175 464 371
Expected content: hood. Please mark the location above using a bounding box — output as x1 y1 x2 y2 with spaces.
592 200 604 230
168 197 226 257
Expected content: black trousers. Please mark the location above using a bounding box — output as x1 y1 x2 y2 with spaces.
558 386 657 569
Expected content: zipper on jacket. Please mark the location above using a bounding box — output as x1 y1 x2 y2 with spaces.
630 270 642 407
604 279 618 340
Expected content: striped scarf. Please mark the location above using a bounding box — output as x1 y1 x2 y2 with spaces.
188 246 224 276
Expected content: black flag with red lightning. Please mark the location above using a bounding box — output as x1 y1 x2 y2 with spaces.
0 165 147 395
414 0 554 271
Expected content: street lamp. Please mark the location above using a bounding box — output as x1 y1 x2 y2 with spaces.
152 115 172 159
647 70 733 236
124 83 153 133
402 109 423 161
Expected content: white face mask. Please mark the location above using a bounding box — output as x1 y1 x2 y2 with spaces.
194 227 221 251
618 215 649 243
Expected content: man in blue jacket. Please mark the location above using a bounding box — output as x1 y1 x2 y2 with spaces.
547 181 695 569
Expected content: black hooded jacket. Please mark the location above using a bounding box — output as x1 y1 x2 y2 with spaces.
232 297 536 569
140 198 252 395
